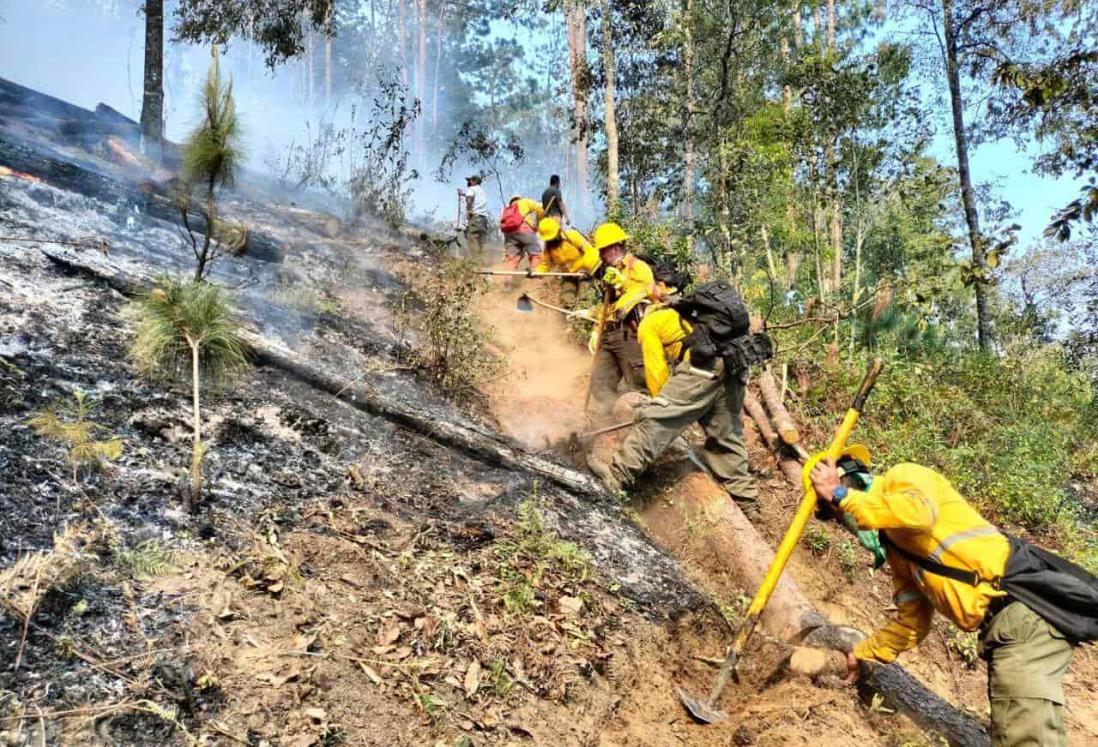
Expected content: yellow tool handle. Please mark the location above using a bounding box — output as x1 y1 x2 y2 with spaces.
743 358 884 620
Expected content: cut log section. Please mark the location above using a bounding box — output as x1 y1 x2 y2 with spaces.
757 369 800 446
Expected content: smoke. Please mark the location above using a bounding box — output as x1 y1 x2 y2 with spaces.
0 1 599 230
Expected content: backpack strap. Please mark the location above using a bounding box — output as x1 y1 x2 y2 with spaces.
880 533 1003 589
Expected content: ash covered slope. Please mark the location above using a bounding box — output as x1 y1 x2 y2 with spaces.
0 77 697 606
0 79 701 741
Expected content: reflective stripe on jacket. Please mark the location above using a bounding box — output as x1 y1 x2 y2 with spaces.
637 306 690 396
842 463 1010 664
535 229 599 274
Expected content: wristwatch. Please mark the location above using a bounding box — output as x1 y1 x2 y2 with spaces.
831 485 848 507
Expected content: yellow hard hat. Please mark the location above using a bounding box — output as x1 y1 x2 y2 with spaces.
592 222 629 252
538 217 562 243
840 444 872 467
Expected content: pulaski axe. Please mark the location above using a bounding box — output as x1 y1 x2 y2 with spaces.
677 357 885 724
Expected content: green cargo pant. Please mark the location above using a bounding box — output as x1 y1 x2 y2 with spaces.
608 360 759 516
464 214 489 260
589 325 645 416
559 277 588 308
979 601 1073 747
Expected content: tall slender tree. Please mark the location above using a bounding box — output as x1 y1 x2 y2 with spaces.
602 0 619 212
139 0 165 160
940 0 991 350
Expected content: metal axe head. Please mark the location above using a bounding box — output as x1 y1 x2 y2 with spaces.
516 293 534 313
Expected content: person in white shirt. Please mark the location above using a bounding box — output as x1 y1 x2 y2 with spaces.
463 175 491 258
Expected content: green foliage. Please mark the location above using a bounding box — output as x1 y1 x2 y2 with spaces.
802 348 1097 563
117 541 178 580
182 54 242 191
488 658 513 699
805 524 832 557
130 278 249 386
179 53 245 281
494 500 590 617
836 540 860 581
27 390 123 482
944 628 980 670
397 258 504 402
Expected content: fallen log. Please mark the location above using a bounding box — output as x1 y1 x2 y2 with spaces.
744 389 803 486
39 247 603 497
757 369 800 445
743 390 778 450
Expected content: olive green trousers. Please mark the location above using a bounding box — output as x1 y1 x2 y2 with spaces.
608 360 759 516
979 601 1073 747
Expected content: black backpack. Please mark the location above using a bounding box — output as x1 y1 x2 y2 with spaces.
671 281 771 371
881 533 1098 643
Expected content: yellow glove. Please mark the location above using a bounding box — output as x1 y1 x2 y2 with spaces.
587 330 600 355
602 266 624 289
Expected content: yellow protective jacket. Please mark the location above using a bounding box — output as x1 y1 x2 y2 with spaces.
513 198 544 230
607 254 656 317
535 229 600 275
636 306 691 396
841 463 1010 664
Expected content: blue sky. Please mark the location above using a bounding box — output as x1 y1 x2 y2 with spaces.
0 1 1082 247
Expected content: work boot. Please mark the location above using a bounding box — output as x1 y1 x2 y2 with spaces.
587 455 624 494
733 494 762 524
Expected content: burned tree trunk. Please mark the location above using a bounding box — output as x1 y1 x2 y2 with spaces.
139 0 165 161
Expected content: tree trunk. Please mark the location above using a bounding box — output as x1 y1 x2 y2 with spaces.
431 0 450 133
565 0 589 208
398 0 409 88
682 0 696 237
324 29 332 100
757 369 801 446
602 0 619 213
941 0 991 351
189 338 202 511
139 0 164 161
416 0 428 163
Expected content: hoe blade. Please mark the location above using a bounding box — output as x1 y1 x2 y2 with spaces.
515 293 534 312
676 686 728 724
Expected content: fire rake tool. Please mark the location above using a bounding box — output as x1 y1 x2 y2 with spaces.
677 357 885 724
475 269 587 278
515 293 594 320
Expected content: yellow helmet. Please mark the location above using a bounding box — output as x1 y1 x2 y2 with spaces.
591 222 629 252
538 217 562 243
840 444 872 467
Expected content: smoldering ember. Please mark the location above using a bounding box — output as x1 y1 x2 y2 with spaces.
2 2 1098 746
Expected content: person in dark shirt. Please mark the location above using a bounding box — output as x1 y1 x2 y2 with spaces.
540 175 570 224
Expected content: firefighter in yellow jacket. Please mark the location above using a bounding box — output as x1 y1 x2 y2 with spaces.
588 294 759 520
585 222 656 415
809 457 1075 747
533 217 600 306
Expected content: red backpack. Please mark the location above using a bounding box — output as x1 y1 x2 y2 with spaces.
500 202 529 234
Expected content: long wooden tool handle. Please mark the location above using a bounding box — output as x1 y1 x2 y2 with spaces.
705 357 885 706
475 270 586 278
583 288 614 411
748 357 884 617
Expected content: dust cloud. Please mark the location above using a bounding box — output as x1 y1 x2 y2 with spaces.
476 274 592 450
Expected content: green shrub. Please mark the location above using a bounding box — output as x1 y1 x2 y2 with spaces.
798 346 1097 565
397 258 504 401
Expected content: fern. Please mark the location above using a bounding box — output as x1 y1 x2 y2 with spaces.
27 390 123 482
117 541 178 580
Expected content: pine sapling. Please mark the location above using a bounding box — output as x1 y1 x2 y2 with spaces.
27 390 123 483
180 50 245 281
130 278 249 511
